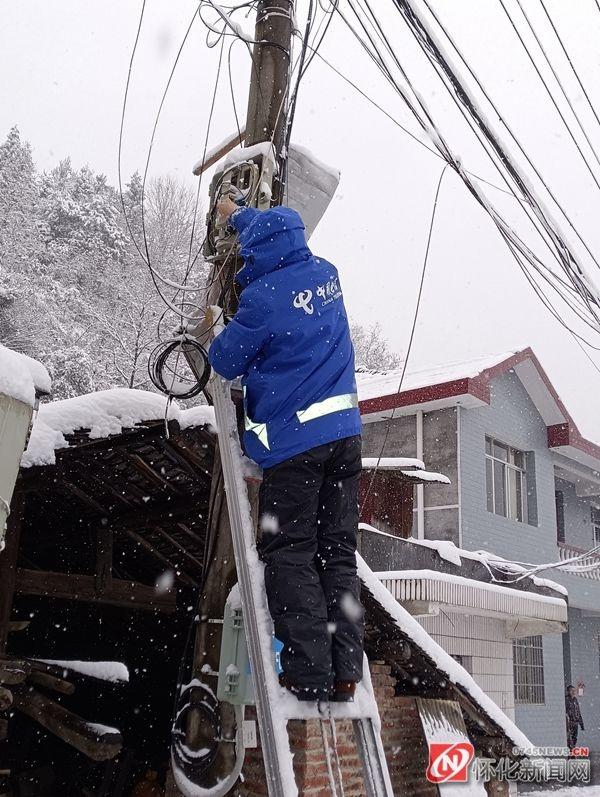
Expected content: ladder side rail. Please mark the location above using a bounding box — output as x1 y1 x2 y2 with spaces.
353 718 394 797
211 375 293 797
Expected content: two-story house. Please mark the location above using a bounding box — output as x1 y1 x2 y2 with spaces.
357 347 600 752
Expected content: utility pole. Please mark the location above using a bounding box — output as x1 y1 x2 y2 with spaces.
176 2 294 792
245 0 294 204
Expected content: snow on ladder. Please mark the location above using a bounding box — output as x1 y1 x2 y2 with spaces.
211 373 393 797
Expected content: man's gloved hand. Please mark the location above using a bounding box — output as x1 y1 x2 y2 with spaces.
216 196 239 221
205 305 225 337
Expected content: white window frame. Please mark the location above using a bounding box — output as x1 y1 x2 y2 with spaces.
485 436 528 523
513 635 545 705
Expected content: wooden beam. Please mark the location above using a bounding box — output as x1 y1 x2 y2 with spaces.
151 526 204 569
0 658 29 685
29 669 75 695
176 522 205 546
13 688 122 761
118 528 197 588
0 687 13 711
192 129 246 176
127 453 182 495
7 620 30 633
61 481 108 515
109 496 206 534
15 569 176 613
0 491 25 654
164 438 213 479
95 526 113 593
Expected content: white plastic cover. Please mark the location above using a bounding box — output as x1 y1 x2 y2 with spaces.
286 143 340 240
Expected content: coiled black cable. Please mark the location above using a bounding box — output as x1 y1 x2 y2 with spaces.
148 336 211 400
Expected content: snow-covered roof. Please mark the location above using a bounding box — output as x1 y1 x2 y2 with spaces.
358 555 532 750
22 388 216 468
360 524 567 597
0 344 51 407
362 456 425 470
356 350 521 403
361 457 450 486
358 346 600 470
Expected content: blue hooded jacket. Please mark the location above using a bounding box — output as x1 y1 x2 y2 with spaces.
208 205 361 469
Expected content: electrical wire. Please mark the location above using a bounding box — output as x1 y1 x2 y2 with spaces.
538 0 600 134
118 1 211 317
497 0 600 188
361 164 449 513
334 0 600 348
513 0 600 173
410 0 600 277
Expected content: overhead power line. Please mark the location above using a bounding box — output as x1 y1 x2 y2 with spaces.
361 164 449 512
331 0 600 348
537 0 600 136
497 0 600 188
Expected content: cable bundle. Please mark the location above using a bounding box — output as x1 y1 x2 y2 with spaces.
148 336 211 400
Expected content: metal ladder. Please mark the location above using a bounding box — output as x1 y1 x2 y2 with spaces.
211 373 394 797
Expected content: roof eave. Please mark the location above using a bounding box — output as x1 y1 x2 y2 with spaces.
548 423 600 472
359 376 490 420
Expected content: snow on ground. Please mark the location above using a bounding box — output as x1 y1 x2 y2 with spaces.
0 344 51 407
22 389 216 467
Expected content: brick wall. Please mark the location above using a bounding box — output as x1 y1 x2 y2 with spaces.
234 663 437 796
168 663 509 795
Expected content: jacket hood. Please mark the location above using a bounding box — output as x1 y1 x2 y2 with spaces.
236 206 311 287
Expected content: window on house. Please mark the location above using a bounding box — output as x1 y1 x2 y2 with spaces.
451 654 473 674
513 636 545 704
592 507 600 545
486 437 528 522
556 490 565 544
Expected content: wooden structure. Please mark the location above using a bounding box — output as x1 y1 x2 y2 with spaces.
0 413 214 795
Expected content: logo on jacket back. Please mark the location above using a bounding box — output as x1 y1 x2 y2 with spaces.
293 290 314 315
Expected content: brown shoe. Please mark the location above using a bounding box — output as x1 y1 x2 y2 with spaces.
278 672 330 702
330 680 357 702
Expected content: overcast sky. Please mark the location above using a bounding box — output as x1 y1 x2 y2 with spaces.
2 0 600 439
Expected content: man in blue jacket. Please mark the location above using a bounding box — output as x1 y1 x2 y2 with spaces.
208 197 363 703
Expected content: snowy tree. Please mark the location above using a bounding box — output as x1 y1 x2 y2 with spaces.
0 123 210 398
0 127 44 268
88 174 208 391
0 128 46 355
351 321 401 371
40 160 125 259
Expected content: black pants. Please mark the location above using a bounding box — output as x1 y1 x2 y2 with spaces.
258 435 364 693
567 722 579 749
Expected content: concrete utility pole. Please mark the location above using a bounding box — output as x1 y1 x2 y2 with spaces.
178 2 295 791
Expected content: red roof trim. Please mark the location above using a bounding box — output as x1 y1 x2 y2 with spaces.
548 423 600 462
547 423 570 448
360 346 600 468
358 377 490 416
